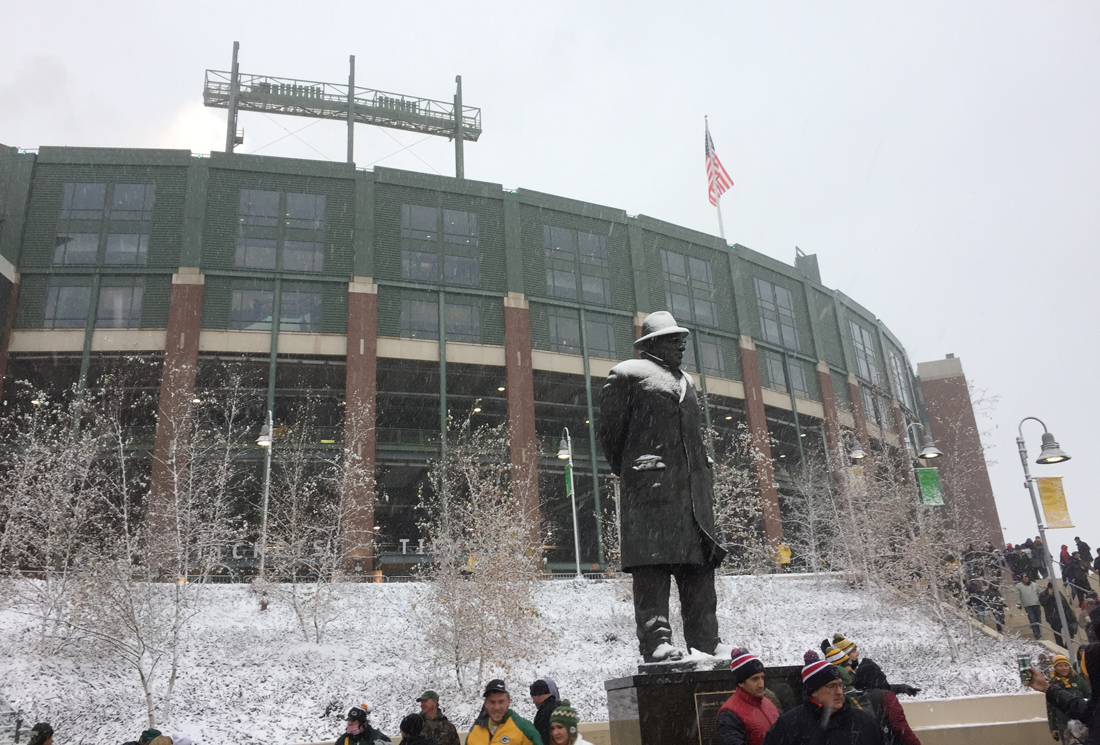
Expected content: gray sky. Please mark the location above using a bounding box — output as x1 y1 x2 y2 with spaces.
4 1 1099 554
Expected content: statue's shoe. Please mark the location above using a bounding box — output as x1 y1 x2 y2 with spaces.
707 642 738 659
645 642 685 663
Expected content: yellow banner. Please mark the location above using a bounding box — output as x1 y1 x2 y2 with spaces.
1037 477 1073 529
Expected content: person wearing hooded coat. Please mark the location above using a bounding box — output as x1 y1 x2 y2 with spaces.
1077 538 1094 567
1030 642 1100 745
852 659 922 745
399 713 436 745
762 656 883 745
531 677 561 745
821 635 921 698
1040 581 1080 647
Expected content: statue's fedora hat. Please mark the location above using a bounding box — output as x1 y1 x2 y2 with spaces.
634 311 691 347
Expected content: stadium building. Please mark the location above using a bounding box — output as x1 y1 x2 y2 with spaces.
0 143 1001 574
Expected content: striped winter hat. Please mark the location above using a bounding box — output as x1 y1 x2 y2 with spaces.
802 657 842 695
550 699 579 734
832 633 856 654
824 646 850 666
730 648 766 685
1053 654 1070 667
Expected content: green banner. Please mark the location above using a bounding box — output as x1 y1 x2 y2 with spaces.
917 467 944 506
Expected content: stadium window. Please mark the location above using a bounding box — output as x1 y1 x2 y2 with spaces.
400 298 440 340
754 277 800 351
96 281 144 328
235 238 277 270
849 320 881 385
110 184 156 221
230 288 274 330
445 301 481 343
239 190 280 227
283 241 324 272
443 209 479 287
584 316 616 359
682 335 725 378
543 226 612 306
104 234 149 266
53 233 99 265
548 309 582 354
60 183 107 221
762 349 808 397
279 291 322 333
887 349 914 410
44 283 91 328
285 193 325 230
860 386 879 425
661 249 717 327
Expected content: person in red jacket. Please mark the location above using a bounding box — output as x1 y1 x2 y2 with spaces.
716 648 780 745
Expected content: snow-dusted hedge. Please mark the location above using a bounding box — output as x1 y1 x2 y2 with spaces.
0 575 1045 744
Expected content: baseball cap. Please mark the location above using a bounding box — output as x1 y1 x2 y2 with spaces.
483 679 509 697
417 690 439 702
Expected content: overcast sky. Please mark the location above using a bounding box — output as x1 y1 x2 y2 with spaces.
3 1 1098 557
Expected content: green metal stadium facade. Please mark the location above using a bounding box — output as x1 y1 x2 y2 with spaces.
0 145 925 573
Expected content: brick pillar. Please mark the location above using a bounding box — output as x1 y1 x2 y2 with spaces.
848 373 870 452
0 277 20 402
815 360 847 490
148 269 204 570
503 292 540 528
343 277 379 575
738 336 783 547
917 356 1005 549
633 311 647 343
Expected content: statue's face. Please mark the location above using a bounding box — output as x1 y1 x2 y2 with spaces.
646 334 687 369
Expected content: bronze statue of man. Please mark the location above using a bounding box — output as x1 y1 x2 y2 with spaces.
598 311 730 663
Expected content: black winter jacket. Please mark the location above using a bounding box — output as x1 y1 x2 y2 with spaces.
532 695 558 745
1046 687 1099 744
762 699 884 745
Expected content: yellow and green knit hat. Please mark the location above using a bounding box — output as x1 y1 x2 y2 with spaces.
832 633 856 655
825 646 850 665
550 699 580 735
1053 654 1070 667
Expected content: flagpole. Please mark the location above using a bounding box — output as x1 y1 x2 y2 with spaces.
716 196 726 241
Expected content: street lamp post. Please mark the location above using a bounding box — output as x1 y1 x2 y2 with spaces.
1017 416 1073 652
904 421 944 461
256 410 274 580
557 427 583 579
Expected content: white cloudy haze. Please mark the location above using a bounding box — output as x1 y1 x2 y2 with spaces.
2 2 1098 556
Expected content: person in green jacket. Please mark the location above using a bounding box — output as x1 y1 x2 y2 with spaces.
466 679 543 745
1047 654 1091 742
335 704 391 745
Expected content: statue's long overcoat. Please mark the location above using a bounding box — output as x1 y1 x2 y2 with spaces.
597 357 728 571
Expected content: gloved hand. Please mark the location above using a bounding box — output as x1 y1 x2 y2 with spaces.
1052 729 1061 741
899 685 921 696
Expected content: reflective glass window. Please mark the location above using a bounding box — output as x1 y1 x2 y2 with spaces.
97 283 144 328
238 189 280 227
110 184 156 221
279 291 322 333
60 183 107 220
549 310 581 354
231 288 274 330
403 250 438 282
235 238 277 270
545 226 577 300
662 249 716 326
584 317 616 359
754 277 800 351
104 234 149 265
286 193 325 230
849 320 880 385
283 241 324 272
53 233 99 265
401 298 440 340
888 349 914 410
445 302 481 343
44 284 91 328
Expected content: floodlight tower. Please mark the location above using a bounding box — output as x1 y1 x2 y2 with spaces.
204 42 482 177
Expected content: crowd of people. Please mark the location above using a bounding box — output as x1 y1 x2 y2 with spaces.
717 633 921 745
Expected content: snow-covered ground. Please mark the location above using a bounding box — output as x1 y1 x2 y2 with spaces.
0 574 1046 744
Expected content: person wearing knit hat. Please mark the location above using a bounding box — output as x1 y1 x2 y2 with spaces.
824 646 856 691
715 648 779 745
1042 653 1091 742
824 634 921 698
138 729 162 745
530 677 561 745
761 655 884 745
547 700 592 745
852 657 923 745
399 713 434 745
1030 643 1100 745
26 723 53 745
335 702 392 745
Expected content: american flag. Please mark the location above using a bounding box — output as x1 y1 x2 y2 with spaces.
705 121 733 206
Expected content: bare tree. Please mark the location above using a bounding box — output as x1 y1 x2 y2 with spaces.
418 415 545 694
710 423 771 573
784 455 840 574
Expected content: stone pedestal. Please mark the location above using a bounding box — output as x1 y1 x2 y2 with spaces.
605 664 802 745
